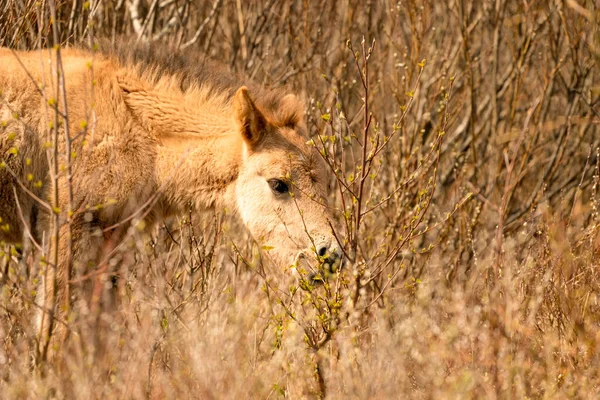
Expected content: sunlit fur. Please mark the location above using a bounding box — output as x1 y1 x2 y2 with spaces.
0 45 340 350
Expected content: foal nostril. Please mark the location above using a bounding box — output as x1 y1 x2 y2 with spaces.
317 245 328 257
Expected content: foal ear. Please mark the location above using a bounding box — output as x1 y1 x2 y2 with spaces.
279 93 305 129
233 87 268 146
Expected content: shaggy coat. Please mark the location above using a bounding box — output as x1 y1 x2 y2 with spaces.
0 45 340 355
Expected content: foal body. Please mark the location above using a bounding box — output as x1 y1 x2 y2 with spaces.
0 46 340 358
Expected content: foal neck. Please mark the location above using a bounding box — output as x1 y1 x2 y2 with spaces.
153 102 243 214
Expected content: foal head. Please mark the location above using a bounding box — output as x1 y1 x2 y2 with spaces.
232 87 342 277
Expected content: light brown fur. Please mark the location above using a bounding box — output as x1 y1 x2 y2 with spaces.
0 47 340 356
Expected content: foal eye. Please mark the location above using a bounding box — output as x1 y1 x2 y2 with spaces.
268 179 289 194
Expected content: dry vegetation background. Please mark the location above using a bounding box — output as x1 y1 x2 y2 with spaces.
1 0 600 398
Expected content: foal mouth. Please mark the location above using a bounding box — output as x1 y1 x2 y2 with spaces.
309 255 345 284
294 250 345 285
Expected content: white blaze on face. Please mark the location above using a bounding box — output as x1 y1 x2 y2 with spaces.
235 150 299 257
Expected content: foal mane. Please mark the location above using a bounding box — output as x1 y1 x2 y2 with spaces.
99 40 303 129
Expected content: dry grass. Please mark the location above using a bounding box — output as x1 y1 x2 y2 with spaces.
1 0 600 398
